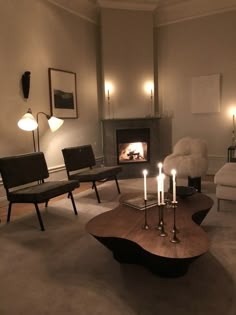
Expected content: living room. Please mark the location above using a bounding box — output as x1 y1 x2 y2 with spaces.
1 0 236 182
0 0 235 314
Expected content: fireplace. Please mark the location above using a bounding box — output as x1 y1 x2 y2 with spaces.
116 128 150 164
102 118 172 178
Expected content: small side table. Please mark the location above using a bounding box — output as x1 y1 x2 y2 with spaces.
227 146 236 162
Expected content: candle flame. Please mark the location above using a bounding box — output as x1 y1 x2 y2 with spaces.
143 169 148 176
171 169 176 176
105 82 113 94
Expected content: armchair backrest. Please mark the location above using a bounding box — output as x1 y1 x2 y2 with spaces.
173 137 207 157
0 152 49 189
190 138 208 157
62 145 96 173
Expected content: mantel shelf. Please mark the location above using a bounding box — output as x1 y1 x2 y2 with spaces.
101 117 161 122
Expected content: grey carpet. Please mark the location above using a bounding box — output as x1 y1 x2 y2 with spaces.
0 178 235 315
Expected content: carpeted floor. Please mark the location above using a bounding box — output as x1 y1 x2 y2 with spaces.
0 178 235 315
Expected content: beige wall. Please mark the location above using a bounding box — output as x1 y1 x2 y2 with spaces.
1 1 235 182
156 10 236 171
0 0 101 169
100 8 155 118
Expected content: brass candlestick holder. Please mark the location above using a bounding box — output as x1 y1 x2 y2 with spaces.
170 201 180 243
142 199 150 230
156 203 162 230
156 203 167 237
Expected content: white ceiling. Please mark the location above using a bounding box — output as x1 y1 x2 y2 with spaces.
48 0 236 25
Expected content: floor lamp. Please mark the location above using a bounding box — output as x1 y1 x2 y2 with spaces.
18 108 64 152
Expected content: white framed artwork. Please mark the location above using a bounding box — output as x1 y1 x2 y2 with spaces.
191 74 220 114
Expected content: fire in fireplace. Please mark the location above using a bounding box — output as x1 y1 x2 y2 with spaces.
116 128 150 164
118 142 148 163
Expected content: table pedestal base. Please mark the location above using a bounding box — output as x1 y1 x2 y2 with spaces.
96 236 197 278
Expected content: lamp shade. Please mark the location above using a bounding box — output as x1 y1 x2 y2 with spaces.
48 116 64 132
17 108 38 131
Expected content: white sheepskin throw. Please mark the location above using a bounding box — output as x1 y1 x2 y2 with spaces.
163 137 208 178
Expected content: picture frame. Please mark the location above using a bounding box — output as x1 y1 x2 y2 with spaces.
48 68 78 119
191 74 220 114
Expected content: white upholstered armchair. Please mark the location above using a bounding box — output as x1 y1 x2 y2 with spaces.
163 137 208 192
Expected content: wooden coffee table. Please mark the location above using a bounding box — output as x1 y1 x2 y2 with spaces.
86 192 214 277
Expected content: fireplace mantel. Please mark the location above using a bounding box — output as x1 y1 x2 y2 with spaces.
102 117 172 178
102 117 160 121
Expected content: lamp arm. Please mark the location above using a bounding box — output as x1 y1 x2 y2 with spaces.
35 111 63 151
36 112 51 152
36 111 51 121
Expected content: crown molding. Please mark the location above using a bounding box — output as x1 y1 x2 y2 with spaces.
98 0 158 11
47 0 236 26
155 0 236 27
47 0 98 24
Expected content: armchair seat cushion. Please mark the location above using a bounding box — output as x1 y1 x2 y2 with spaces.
164 154 208 178
8 180 79 203
69 166 122 182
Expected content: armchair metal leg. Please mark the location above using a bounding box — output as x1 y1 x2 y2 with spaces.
68 192 78 215
93 181 101 203
34 203 45 231
115 177 121 194
7 202 12 223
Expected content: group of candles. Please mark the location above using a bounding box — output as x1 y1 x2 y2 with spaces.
143 163 177 205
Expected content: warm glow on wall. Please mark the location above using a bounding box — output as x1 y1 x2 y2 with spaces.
105 81 113 96
228 106 236 117
227 105 236 146
144 81 154 99
105 81 114 118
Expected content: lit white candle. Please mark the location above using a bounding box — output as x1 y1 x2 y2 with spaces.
143 169 148 201
158 162 163 175
157 175 161 205
171 169 177 202
161 174 165 204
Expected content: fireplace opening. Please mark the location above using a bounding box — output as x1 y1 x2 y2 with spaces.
116 128 150 164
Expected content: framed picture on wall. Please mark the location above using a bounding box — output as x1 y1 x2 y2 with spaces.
191 74 220 114
48 68 78 118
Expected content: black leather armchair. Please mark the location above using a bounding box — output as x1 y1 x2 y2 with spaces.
0 152 79 231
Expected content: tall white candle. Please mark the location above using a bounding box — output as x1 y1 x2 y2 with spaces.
143 169 148 200
171 169 177 202
158 162 163 175
161 174 165 204
157 175 161 205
